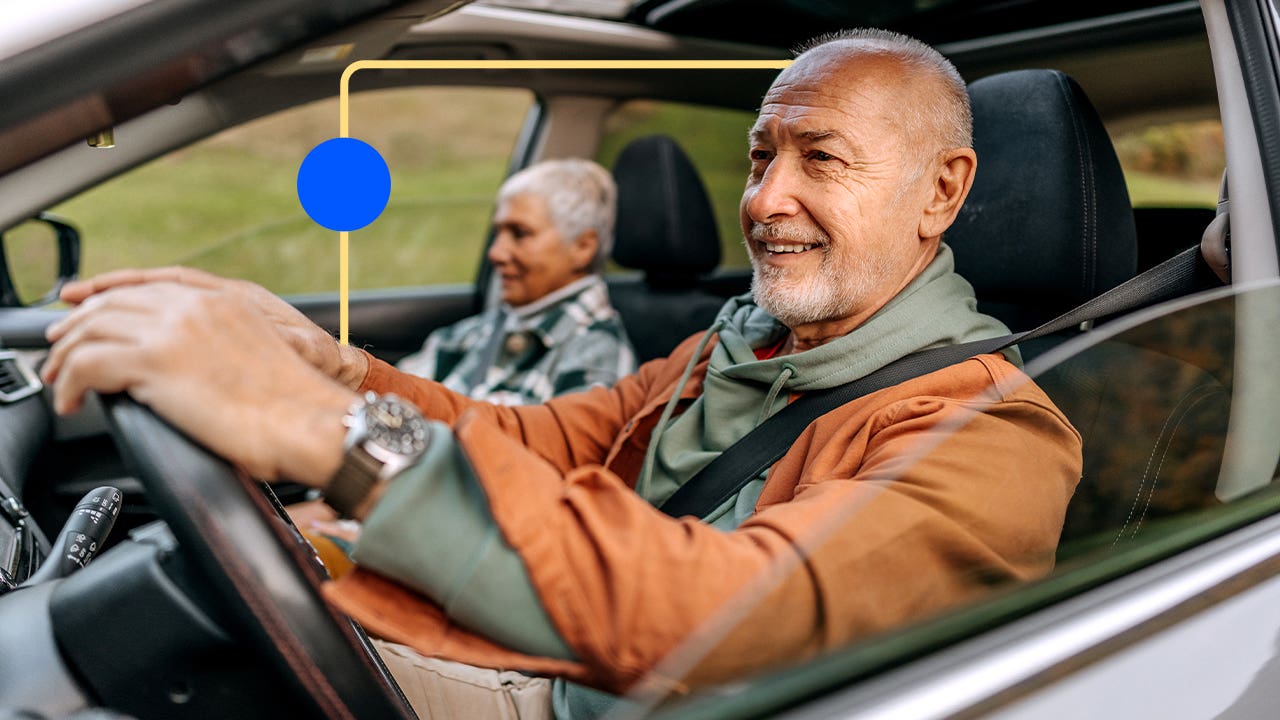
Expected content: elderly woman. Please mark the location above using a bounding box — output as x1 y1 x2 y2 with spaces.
396 158 637 405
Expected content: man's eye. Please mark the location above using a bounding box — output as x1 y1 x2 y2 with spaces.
810 150 835 162
749 149 771 161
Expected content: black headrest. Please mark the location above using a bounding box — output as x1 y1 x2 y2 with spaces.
948 70 1138 331
612 135 721 282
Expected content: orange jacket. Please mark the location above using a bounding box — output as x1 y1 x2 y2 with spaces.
325 337 1081 694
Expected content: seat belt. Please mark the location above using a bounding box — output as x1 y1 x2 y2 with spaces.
658 244 1212 519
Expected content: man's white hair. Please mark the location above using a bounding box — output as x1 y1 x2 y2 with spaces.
496 158 617 273
795 28 973 166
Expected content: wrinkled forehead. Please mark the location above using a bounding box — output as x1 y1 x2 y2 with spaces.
766 42 913 106
754 46 912 139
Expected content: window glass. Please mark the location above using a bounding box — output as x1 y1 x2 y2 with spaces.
1113 119 1225 207
642 282 1280 717
596 100 756 270
48 87 535 296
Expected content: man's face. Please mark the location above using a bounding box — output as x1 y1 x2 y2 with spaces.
741 49 936 331
488 193 587 307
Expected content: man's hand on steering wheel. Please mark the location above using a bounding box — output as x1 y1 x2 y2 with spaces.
43 274 417 717
42 278 355 488
57 267 371 390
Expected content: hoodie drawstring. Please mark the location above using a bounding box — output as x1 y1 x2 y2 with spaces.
756 362 796 426
636 317 725 501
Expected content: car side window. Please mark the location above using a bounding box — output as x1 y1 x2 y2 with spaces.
48 86 536 296
1113 118 1225 208
1111 118 1224 271
648 282 1276 716
596 99 756 270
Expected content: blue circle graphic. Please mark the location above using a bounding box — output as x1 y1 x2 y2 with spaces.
296 137 391 232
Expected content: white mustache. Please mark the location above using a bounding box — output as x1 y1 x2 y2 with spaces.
748 222 829 246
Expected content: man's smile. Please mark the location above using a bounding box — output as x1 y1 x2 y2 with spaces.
764 242 820 254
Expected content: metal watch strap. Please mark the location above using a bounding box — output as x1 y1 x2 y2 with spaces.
325 444 384 518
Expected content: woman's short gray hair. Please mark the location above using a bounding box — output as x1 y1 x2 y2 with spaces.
496 158 617 273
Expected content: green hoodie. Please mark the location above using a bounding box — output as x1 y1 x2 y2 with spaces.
635 243 1017 528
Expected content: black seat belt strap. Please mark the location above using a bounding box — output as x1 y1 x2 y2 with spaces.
658 245 1206 519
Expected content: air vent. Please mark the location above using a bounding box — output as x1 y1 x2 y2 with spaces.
0 351 41 403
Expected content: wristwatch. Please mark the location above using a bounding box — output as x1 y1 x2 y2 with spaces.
325 392 431 517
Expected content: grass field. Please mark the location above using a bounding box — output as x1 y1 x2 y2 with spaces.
46 87 1219 297
1123 170 1220 207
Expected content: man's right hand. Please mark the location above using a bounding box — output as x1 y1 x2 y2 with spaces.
43 280 355 484
59 267 369 389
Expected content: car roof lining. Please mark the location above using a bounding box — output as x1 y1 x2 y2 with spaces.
632 0 1194 48
0 0 463 179
231 2 1219 121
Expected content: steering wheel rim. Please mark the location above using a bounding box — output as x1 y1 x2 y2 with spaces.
101 393 416 719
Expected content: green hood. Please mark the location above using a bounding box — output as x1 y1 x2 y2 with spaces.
636 243 1016 524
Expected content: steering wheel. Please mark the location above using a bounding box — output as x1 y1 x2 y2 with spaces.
101 394 416 719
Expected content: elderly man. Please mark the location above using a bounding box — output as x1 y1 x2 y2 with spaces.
397 158 636 405
43 28 1080 719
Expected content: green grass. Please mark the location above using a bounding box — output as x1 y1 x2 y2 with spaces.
1123 170 1220 208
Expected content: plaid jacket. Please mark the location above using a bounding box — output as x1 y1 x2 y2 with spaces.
396 275 637 405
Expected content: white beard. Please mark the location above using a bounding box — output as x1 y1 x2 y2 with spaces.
747 222 892 328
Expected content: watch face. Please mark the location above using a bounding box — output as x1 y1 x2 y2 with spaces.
365 396 430 457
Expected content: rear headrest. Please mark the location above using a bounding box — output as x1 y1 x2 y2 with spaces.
611 135 722 283
948 70 1138 331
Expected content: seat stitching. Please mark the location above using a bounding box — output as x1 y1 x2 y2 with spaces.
1057 73 1097 300
1113 383 1220 545
658 141 679 246
1129 385 1224 536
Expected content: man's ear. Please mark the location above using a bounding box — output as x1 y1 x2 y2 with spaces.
571 230 600 272
919 148 977 240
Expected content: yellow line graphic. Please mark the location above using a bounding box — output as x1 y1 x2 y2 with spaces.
335 59 791 345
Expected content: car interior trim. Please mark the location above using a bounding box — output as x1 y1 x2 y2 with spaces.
0 94 224 234
407 4 790 60
1202 0 1280 504
0 581 92 716
1224 0 1280 254
938 2 1203 55
0 0 437 177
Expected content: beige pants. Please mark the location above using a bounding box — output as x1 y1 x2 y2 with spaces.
373 639 554 720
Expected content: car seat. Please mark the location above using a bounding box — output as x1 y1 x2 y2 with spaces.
609 135 728 362
949 70 1231 555
948 69 1139 359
